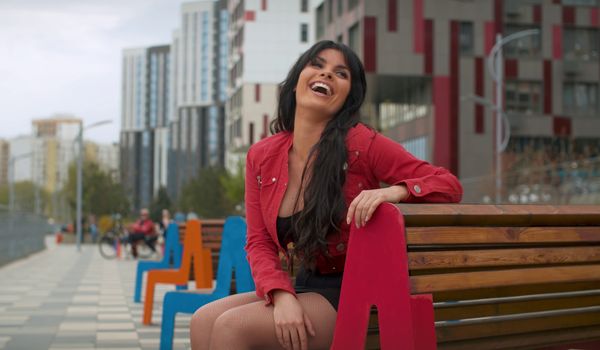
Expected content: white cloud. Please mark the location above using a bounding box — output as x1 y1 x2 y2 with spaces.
0 0 186 143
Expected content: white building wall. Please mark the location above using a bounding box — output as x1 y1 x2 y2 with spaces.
170 29 181 122
32 138 47 189
9 136 33 182
56 122 79 140
242 1 314 83
180 1 217 107
225 0 314 173
57 133 77 190
122 48 147 131
96 143 119 176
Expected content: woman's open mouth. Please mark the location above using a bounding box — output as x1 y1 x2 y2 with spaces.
309 81 333 97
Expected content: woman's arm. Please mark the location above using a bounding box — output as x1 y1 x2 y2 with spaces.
347 132 463 227
367 132 463 203
244 146 296 304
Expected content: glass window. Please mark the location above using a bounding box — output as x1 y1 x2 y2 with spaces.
300 23 309 43
327 0 333 23
377 76 431 131
348 0 359 10
563 27 599 61
401 137 430 162
348 22 359 53
503 0 526 18
338 0 343 15
505 81 543 114
504 24 541 58
316 4 324 38
563 82 599 117
459 22 474 55
562 0 598 6
301 0 309 12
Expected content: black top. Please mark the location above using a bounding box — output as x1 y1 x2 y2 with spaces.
276 211 302 248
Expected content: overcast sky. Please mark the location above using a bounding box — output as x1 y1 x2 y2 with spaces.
0 0 188 143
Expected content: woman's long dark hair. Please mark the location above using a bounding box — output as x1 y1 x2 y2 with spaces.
271 40 367 268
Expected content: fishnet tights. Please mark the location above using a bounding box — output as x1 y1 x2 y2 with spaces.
190 291 337 350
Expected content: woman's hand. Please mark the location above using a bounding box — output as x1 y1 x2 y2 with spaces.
346 185 409 228
272 290 316 350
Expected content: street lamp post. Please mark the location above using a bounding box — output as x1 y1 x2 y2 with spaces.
465 29 540 204
76 120 112 252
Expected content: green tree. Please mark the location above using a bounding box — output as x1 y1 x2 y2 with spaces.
149 186 172 222
0 181 44 212
219 161 245 214
64 160 130 217
0 184 7 208
178 166 234 218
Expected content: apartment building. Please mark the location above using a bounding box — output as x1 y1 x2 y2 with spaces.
31 117 81 193
225 0 314 172
167 0 229 200
120 45 171 210
316 0 600 202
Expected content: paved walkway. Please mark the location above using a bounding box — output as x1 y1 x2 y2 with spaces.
0 237 192 350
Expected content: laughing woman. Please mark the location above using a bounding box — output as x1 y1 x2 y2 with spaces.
189 40 462 350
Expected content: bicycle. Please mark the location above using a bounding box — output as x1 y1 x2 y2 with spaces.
98 215 156 260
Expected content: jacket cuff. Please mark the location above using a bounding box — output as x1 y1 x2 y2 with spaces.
263 286 296 306
395 180 423 202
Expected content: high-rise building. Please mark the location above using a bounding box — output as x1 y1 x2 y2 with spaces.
31 116 81 193
167 0 229 200
84 142 120 179
120 45 171 210
121 47 146 211
316 0 600 203
225 0 315 173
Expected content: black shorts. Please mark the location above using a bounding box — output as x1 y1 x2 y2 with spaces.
295 267 343 311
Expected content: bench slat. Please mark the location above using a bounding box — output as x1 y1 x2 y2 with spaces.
435 293 600 322
434 310 600 343
398 204 600 226
407 226 600 244
409 246 600 270
411 264 600 293
435 324 600 350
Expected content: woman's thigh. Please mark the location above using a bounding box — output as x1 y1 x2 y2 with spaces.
191 291 261 322
213 292 337 350
190 291 263 349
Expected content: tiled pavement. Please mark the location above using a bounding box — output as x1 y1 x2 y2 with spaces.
0 237 192 350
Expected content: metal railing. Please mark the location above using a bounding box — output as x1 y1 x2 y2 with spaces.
0 208 51 267
462 156 600 204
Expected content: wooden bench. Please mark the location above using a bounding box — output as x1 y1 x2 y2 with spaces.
362 204 600 350
176 205 600 349
177 219 225 280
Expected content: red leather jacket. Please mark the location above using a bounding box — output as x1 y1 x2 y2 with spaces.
245 123 463 303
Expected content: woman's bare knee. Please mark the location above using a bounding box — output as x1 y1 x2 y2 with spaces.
190 292 261 350
209 302 281 350
191 301 221 335
190 304 218 350
191 303 214 325
209 309 244 349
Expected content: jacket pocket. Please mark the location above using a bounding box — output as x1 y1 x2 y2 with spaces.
256 174 277 189
258 173 278 212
